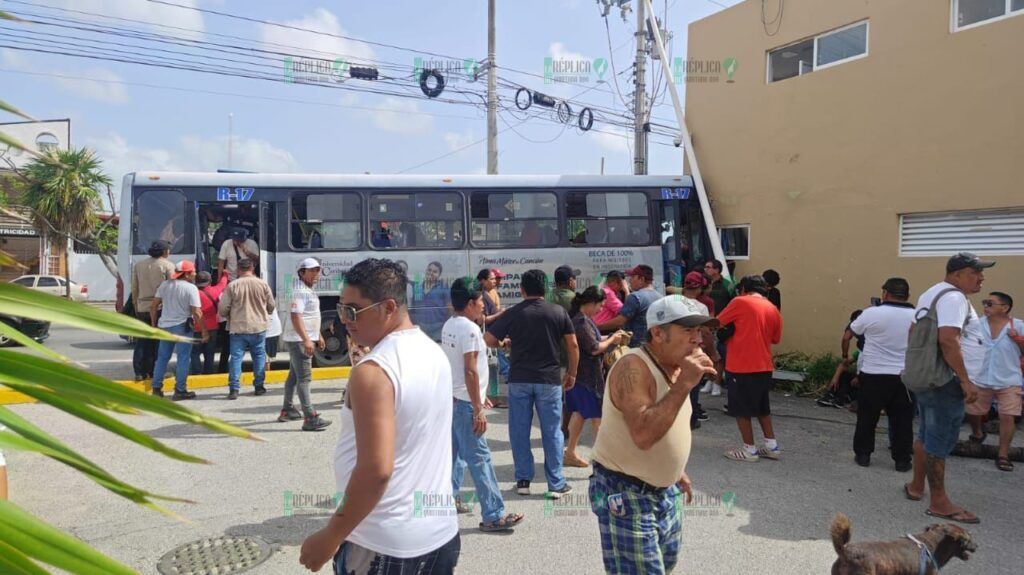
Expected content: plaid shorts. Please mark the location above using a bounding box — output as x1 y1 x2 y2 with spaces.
589 464 683 574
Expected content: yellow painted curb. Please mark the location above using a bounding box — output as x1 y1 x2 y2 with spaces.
0 366 350 406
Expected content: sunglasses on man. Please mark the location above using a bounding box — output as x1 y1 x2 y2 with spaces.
336 301 386 322
981 300 1007 308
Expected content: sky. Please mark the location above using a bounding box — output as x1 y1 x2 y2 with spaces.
0 0 740 204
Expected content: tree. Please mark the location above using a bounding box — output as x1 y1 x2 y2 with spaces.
20 148 111 299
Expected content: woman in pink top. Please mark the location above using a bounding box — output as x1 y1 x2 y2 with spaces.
593 271 627 327
191 271 228 374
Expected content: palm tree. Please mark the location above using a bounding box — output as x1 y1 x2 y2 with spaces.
20 148 111 299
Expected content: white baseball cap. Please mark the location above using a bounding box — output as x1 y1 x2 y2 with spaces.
646 296 719 329
297 257 321 271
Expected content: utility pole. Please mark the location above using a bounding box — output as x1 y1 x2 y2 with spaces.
633 0 648 175
486 0 498 175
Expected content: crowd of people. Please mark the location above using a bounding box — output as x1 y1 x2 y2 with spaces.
130 241 1021 574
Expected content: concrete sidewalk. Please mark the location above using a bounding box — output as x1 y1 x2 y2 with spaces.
8 383 1022 574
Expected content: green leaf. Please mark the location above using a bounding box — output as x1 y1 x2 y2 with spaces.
0 132 41 158
0 351 257 441
0 500 138 575
0 98 35 121
0 320 72 363
0 10 25 22
0 385 207 464
0 431 191 510
0 250 29 270
0 538 51 575
0 284 182 341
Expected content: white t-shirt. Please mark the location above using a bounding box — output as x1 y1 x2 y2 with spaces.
333 327 457 558
848 303 916 375
915 281 985 382
442 316 488 403
282 283 320 342
155 279 200 328
218 238 259 280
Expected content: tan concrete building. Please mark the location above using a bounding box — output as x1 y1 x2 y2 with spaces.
685 0 1024 353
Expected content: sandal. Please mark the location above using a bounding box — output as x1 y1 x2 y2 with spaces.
925 508 980 524
455 499 473 514
996 456 1014 472
564 452 590 468
968 431 987 444
479 513 524 532
903 483 922 501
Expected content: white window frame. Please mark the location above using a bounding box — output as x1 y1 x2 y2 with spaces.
951 0 1024 33
717 224 751 260
766 20 870 84
898 207 1024 257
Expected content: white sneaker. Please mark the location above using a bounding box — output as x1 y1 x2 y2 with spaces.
700 382 713 394
711 384 722 396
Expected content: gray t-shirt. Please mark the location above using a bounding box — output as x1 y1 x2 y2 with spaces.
155 279 201 328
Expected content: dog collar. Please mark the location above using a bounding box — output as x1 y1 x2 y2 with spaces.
906 533 940 575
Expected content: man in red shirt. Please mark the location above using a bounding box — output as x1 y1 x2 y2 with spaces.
191 271 229 375
717 275 783 462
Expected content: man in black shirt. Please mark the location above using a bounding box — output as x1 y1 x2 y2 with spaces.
486 269 580 499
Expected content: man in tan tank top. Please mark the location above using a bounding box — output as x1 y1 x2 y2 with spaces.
589 296 718 574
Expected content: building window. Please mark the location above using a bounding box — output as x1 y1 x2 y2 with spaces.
566 191 649 246
768 21 868 83
718 225 750 259
954 0 1024 31
368 192 463 249
290 192 362 250
470 191 559 247
899 208 1024 256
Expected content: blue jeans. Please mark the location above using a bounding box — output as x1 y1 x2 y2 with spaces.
916 377 965 457
451 399 505 524
508 383 565 490
151 322 193 393
228 331 267 391
497 350 510 382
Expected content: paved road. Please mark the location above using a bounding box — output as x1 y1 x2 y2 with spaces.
8 383 1021 574
7 323 289 380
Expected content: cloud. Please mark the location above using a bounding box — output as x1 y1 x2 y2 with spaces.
370 97 433 134
589 125 632 154
549 42 588 64
443 130 476 151
0 48 27 69
43 0 205 39
261 8 375 64
52 68 129 105
86 132 300 203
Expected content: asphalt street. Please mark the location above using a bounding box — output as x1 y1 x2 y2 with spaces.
7 379 1022 574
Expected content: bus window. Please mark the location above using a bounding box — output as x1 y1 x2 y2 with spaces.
470 191 558 247
566 191 649 246
369 192 463 249
133 190 191 254
290 193 362 250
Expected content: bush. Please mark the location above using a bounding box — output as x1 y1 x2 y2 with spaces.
773 351 842 397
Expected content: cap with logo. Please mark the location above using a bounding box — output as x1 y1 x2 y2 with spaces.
646 295 720 329
554 265 581 284
172 260 196 279
297 257 321 271
946 252 995 274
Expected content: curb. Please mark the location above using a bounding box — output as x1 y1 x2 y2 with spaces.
0 366 351 406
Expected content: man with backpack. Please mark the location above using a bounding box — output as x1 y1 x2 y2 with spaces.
903 252 993 525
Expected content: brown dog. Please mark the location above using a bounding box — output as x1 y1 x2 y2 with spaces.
830 513 977 574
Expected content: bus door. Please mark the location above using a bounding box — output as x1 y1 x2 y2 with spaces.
195 201 260 281
258 201 277 294
656 191 707 290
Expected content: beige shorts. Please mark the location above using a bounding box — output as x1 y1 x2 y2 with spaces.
966 385 1023 417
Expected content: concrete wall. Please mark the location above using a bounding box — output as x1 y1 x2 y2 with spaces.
69 253 117 301
685 0 1024 352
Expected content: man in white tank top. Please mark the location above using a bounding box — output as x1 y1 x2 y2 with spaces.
590 296 718 574
299 258 459 574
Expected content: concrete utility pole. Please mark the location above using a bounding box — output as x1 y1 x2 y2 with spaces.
633 0 647 175
486 0 498 174
227 112 234 169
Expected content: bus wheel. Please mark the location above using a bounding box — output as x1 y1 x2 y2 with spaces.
313 331 349 367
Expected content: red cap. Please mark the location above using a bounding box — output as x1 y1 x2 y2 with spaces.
491 268 507 279
684 271 707 288
624 264 654 282
172 260 196 279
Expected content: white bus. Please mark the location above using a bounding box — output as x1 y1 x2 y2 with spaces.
117 172 716 365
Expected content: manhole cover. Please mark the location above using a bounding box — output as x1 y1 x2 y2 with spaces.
157 536 274 575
